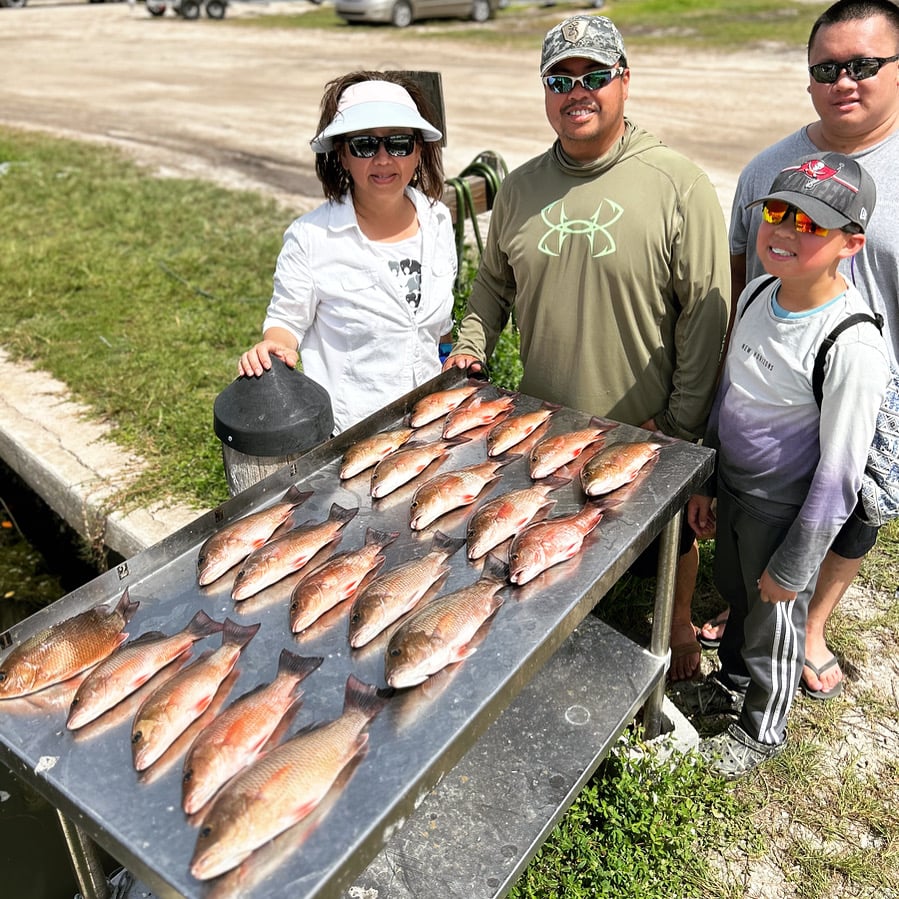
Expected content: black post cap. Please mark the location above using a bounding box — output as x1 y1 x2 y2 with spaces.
213 360 334 457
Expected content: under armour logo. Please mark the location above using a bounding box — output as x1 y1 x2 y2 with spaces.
538 198 623 257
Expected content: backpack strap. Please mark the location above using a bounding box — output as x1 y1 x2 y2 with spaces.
812 312 884 407
738 275 778 320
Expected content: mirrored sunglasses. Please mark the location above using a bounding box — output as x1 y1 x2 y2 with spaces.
762 200 830 237
808 54 899 84
541 67 625 94
344 134 418 158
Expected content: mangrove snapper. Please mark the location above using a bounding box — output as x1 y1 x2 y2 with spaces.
339 428 415 480
197 486 313 586
189 675 387 881
181 649 323 815
348 531 465 648
0 590 139 700
67 610 223 730
230 504 358 601
289 528 398 634
131 618 260 772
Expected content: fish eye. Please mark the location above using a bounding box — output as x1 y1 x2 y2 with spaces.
388 647 402 658
290 601 298 611
70 697 80 707
200 826 212 839
350 612 360 624
0 671 8 682
131 731 142 744
183 769 193 783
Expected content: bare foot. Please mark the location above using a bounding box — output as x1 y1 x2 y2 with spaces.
668 620 701 682
802 641 843 695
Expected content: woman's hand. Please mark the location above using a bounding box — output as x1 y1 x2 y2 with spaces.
238 339 298 377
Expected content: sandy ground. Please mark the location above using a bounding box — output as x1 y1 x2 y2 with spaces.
2 6 898 898
0 0 816 222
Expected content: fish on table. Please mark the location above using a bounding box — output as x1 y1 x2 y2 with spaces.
440 390 517 439
369 437 469 499
230 504 359 601
0 590 139 701
384 555 508 689
508 501 607 585
408 457 514 531
288 528 399 634
580 440 664 497
528 417 614 479
347 530 465 649
181 649 323 815
466 475 570 560
197 485 313 587
485 401 561 457
189 675 387 881
67 610 224 730
408 383 481 428
131 618 260 772
339 428 415 480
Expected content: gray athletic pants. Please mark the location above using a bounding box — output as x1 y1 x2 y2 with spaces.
713 483 816 746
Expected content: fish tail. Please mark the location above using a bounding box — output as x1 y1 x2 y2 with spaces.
277 649 324 683
365 528 400 549
342 675 388 722
329 504 360 526
482 553 510 584
114 588 141 623
283 485 314 507
186 610 225 641
221 618 261 650
431 531 466 557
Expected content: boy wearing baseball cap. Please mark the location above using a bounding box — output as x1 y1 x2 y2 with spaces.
680 152 890 777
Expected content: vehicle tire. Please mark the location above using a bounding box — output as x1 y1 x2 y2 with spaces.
205 0 226 17
146 0 166 13
390 0 412 27
179 0 200 17
471 0 491 21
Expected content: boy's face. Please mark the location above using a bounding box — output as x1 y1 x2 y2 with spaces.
756 203 865 279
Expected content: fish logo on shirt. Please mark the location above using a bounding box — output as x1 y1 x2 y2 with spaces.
538 198 623 257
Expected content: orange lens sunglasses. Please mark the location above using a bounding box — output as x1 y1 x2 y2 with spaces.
762 200 830 237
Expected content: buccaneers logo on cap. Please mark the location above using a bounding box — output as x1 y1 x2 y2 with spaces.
797 159 858 193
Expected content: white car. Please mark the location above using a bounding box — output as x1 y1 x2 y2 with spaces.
335 0 497 28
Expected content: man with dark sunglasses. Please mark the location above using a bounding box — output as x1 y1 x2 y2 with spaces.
703 0 899 700
445 15 730 682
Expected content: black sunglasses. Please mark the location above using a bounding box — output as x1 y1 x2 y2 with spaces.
344 134 418 158
808 54 899 84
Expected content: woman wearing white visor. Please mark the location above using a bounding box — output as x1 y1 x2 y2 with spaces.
238 72 456 434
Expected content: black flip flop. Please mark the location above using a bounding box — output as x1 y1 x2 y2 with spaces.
697 610 729 650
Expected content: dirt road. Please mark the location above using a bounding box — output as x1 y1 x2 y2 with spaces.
1 1 817 219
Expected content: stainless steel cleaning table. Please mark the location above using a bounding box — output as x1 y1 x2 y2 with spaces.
0 370 714 899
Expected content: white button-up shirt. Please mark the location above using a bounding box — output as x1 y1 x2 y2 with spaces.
263 188 457 433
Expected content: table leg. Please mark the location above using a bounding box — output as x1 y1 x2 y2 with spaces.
55 810 110 899
643 509 681 738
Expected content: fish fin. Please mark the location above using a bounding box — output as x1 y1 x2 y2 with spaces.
276 649 324 682
542 475 571 491
185 610 225 640
491 452 522 466
587 416 618 433
443 436 472 448
221 618 261 649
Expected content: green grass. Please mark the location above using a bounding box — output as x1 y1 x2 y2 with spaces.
226 0 832 52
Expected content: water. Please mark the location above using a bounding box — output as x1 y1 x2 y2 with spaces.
0 461 113 899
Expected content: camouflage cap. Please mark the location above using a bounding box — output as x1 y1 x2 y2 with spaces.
540 15 627 76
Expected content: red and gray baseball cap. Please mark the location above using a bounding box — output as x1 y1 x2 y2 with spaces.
540 15 627 76
748 152 876 232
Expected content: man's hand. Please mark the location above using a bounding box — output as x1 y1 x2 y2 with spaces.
442 354 484 375
758 569 797 604
686 494 716 539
